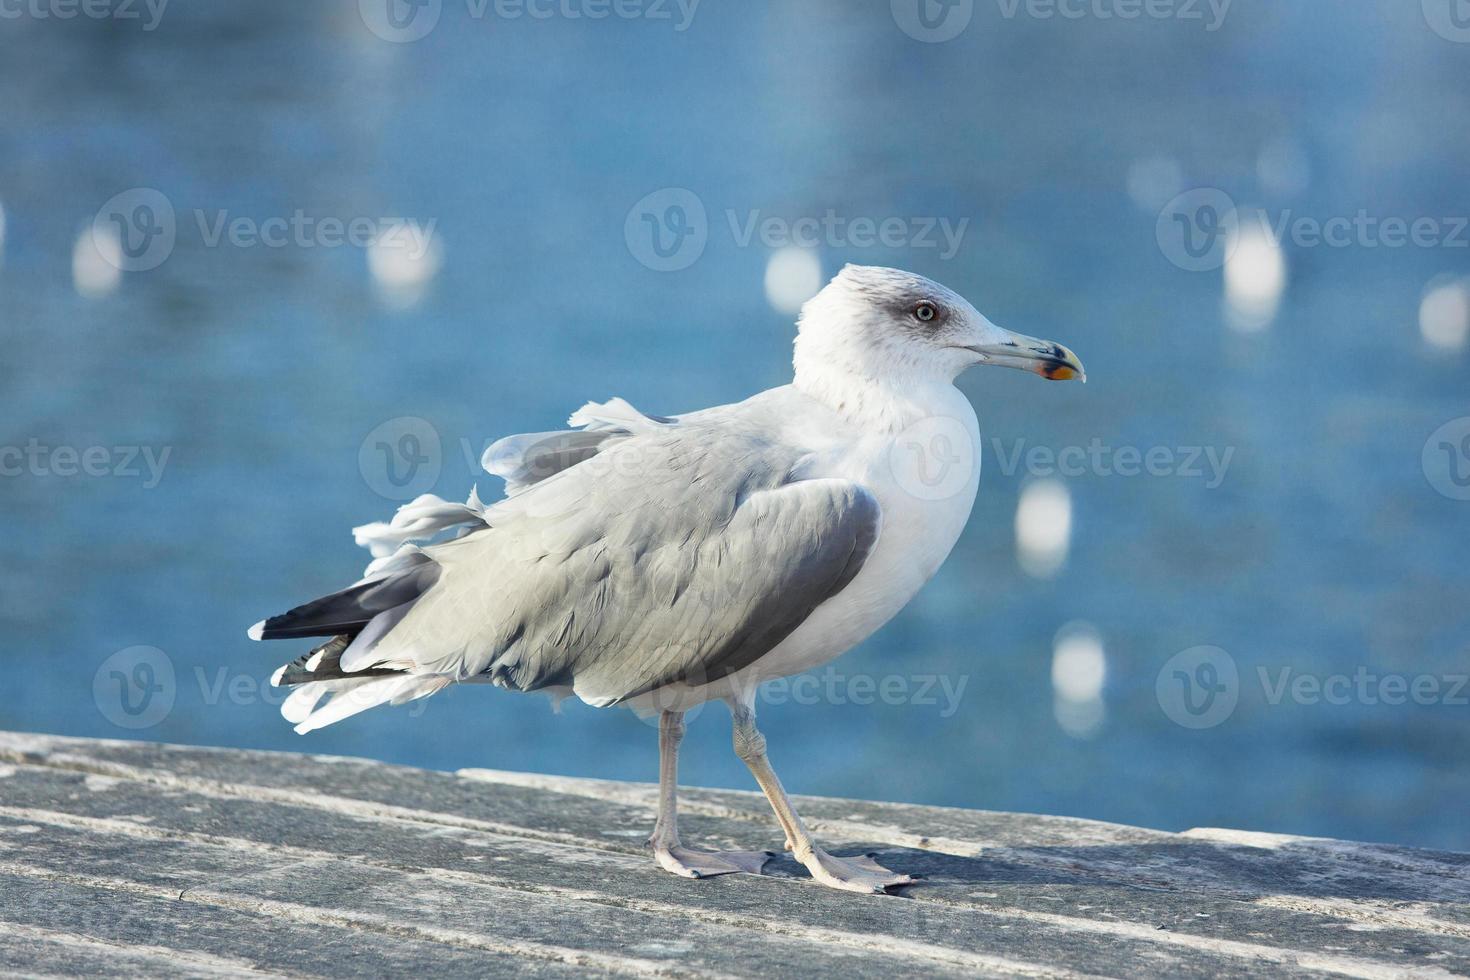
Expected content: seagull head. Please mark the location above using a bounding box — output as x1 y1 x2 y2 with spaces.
793 264 1086 386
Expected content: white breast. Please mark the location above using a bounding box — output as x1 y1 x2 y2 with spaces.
734 384 982 684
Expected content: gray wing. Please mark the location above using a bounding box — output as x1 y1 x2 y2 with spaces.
364 418 881 705
481 397 676 494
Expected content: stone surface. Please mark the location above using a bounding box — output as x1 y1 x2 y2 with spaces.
0 732 1467 978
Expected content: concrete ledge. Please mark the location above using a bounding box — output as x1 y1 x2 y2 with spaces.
1 731 1467 978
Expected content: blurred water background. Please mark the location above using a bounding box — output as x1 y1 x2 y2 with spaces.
2 0 1468 850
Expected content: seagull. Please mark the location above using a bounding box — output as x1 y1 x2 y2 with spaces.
248 265 1084 893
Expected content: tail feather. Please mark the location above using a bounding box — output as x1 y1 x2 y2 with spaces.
286 674 451 734
339 602 416 673
250 513 458 734
272 634 399 687
269 633 450 733
251 557 438 642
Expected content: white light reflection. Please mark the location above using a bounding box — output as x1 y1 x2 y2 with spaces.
763 246 822 315
1420 279 1470 352
367 226 443 310
1051 622 1106 739
1015 478 1072 579
1223 217 1286 333
73 225 122 298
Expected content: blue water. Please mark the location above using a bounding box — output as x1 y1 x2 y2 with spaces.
2 1 1468 851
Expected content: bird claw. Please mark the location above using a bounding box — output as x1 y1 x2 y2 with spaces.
651 843 774 879
799 848 916 894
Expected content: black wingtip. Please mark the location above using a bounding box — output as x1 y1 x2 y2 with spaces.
250 560 440 643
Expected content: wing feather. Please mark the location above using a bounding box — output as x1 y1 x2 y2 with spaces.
366 416 881 705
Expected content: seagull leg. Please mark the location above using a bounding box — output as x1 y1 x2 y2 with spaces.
648 710 773 879
729 702 915 894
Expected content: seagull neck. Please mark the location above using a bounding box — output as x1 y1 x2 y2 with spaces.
792 359 957 434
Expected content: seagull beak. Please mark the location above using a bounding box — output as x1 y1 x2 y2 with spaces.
963 331 1087 382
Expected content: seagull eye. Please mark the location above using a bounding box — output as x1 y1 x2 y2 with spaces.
914 302 938 323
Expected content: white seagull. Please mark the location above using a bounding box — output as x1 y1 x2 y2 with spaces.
249 265 1084 893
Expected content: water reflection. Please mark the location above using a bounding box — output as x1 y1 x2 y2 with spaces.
1051 622 1106 739
72 225 121 299
367 229 443 311
1419 278 1470 352
764 245 822 315
1015 478 1072 579
1223 217 1287 332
